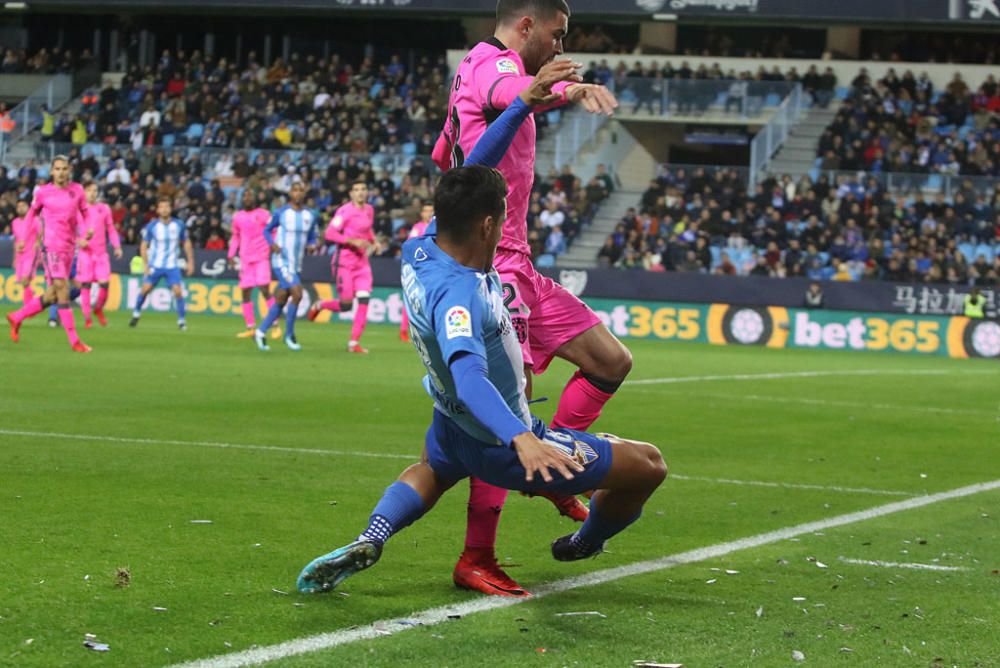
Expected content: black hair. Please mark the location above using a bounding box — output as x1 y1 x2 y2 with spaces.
496 0 570 25
434 166 507 244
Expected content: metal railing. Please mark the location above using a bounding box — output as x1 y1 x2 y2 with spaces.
807 169 999 198
0 74 73 162
748 83 804 189
616 77 800 120
553 110 611 172
32 141 436 180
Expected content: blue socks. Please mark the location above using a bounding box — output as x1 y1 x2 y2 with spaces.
258 301 283 333
359 481 425 546
571 500 641 557
176 296 186 322
284 302 297 338
132 292 147 318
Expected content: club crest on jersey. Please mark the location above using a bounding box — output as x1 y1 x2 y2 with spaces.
496 58 520 75
445 306 472 339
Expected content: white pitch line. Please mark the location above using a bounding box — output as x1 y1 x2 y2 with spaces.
0 428 910 497
838 557 970 572
664 393 996 417
627 369 953 386
0 429 417 461
669 474 913 497
168 477 1000 668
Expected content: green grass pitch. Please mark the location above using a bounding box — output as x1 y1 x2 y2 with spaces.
1 312 998 667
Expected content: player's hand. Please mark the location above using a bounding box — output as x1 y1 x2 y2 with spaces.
113 248 123 259
186 264 194 277
519 59 583 107
270 243 282 254
512 432 585 484
565 83 619 116
77 238 88 248
14 242 24 253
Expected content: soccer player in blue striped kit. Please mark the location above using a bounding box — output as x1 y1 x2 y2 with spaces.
297 64 667 594
254 180 321 352
129 197 195 330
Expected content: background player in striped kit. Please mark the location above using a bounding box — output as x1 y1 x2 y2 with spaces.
129 197 195 330
10 199 39 306
229 189 281 340
77 181 123 329
399 202 435 343
307 180 376 354
255 181 321 352
6 156 92 352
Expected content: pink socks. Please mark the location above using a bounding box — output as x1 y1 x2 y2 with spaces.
320 300 343 312
551 371 616 431
57 306 81 345
349 302 368 344
96 286 109 310
241 301 256 328
12 296 44 324
463 477 508 550
80 288 92 322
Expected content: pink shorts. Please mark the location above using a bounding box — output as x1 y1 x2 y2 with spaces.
332 251 372 302
239 259 272 289
76 251 112 283
14 250 40 282
494 250 601 374
43 247 74 282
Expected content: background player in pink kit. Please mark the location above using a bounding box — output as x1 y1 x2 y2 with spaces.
11 199 40 306
307 180 376 354
76 182 123 328
399 202 435 343
6 156 92 352
431 0 627 596
229 189 280 340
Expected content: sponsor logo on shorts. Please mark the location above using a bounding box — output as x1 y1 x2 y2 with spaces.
496 58 520 75
445 306 472 339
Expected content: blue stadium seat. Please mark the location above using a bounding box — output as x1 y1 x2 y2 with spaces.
162 133 175 147
187 123 205 142
536 253 556 268
958 243 976 261
835 87 849 100
710 246 721 267
975 245 995 262
402 142 417 157
926 174 942 191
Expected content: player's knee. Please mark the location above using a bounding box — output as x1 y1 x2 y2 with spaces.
609 344 633 381
633 441 667 490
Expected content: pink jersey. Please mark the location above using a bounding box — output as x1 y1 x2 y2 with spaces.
78 202 120 257
408 220 430 239
12 216 39 255
228 208 272 263
325 202 375 261
434 39 569 257
25 182 88 253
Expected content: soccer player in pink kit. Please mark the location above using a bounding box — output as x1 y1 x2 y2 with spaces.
6 155 92 352
432 0 628 597
307 180 375 354
399 202 435 342
11 199 40 306
77 182 123 328
229 189 280 339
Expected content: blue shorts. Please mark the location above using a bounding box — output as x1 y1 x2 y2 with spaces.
425 410 614 496
145 268 183 288
275 264 301 290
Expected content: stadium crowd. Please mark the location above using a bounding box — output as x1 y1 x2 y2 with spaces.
599 166 1000 287
37 48 452 156
0 146 606 261
1 45 91 74
816 69 1000 176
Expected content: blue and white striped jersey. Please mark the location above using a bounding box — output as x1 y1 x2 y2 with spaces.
401 228 530 444
142 218 187 270
266 206 319 276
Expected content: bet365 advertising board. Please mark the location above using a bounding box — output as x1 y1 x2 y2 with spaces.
2 269 996 360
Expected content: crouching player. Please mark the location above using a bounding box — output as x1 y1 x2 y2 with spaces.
296 75 666 593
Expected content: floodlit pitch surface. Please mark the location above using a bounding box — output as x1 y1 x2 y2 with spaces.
2 313 998 667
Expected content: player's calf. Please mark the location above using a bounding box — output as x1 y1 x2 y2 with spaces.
552 438 666 562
